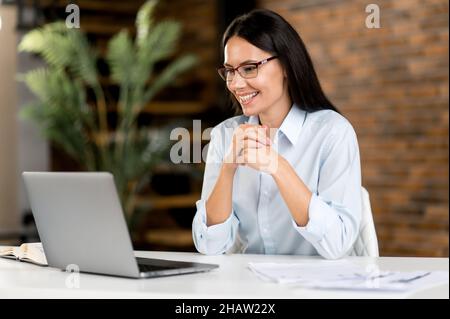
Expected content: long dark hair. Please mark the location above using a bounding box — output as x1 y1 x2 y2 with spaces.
222 9 339 114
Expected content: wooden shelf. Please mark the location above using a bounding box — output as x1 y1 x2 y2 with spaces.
30 0 145 15
145 229 193 248
100 101 209 116
143 101 209 115
134 193 200 210
152 162 205 174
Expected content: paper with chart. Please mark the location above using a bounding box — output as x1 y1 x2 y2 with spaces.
248 260 449 292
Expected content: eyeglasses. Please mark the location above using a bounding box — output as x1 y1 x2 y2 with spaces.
217 56 278 82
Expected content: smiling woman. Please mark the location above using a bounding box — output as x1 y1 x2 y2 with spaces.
192 9 363 260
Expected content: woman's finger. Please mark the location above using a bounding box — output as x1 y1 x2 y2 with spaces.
240 127 271 146
242 138 265 150
232 124 270 162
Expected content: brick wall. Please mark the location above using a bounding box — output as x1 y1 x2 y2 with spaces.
258 0 449 256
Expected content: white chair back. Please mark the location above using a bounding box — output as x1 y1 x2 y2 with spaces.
350 187 379 257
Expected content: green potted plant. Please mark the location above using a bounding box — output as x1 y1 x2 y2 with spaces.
17 0 197 228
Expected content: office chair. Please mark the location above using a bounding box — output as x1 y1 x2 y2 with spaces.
350 187 379 257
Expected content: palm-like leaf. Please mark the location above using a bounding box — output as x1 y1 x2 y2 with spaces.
67 31 99 87
107 31 135 85
20 22 99 87
19 22 72 70
18 22 68 52
143 54 198 104
135 0 157 47
138 21 180 63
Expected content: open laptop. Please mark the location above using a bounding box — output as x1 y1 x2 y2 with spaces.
22 172 218 279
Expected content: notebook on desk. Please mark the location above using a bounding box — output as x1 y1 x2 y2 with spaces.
22 172 218 279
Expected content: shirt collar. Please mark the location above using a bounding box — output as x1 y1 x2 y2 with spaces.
247 115 260 125
247 104 306 145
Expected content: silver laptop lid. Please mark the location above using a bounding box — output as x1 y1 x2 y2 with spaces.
23 172 140 278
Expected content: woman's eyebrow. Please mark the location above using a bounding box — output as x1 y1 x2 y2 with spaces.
224 59 257 67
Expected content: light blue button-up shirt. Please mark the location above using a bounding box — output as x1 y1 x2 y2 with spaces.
192 105 362 259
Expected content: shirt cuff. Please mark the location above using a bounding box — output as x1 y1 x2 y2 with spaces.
292 193 333 243
193 199 236 244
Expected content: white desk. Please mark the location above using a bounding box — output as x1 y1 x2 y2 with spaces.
0 251 448 299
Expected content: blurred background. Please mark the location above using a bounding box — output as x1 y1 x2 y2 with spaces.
0 0 448 257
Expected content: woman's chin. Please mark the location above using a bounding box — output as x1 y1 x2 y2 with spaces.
241 104 258 116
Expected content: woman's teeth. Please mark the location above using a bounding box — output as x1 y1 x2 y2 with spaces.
239 92 259 104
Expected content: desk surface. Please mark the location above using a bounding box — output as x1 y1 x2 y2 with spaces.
1 250 448 299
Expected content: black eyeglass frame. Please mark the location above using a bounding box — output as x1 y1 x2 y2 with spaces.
217 56 278 82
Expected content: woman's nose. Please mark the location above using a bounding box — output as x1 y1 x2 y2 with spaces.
227 72 246 91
